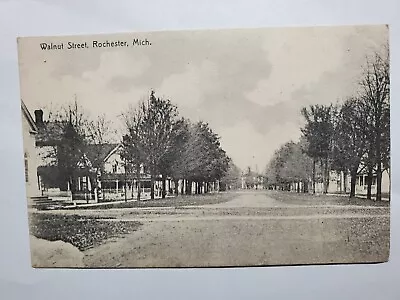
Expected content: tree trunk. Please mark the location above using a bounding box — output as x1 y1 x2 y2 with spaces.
161 175 166 199
324 158 329 194
181 179 185 195
150 175 155 199
174 179 179 195
350 167 357 198
343 171 347 194
320 160 325 194
69 177 76 200
376 166 382 201
312 159 316 194
375 116 382 201
303 180 308 193
187 180 192 195
366 166 373 200
136 164 141 201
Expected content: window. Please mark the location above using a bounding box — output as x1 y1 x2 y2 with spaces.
112 162 118 173
24 152 28 183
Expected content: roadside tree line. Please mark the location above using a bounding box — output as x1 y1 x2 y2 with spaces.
39 91 237 200
121 91 233 200
265 46 390 201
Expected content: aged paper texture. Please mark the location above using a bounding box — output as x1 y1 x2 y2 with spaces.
17 25 390 268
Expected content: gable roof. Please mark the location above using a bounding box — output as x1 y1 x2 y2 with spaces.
21 100 38 133
35 121 65 146
85 143 121 166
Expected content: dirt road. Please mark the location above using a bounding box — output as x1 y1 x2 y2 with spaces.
82 191 390 268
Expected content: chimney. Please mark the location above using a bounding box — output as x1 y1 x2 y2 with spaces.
34 109 44 125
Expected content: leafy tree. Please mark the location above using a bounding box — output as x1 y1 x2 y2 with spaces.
265 142 292 190
220 161 241 190
301 104 336 193
57 116 87 193
332 98 369 197
123 91 179 199
281 140 313 192
265 140 312 192
180 121 230 194
167 118 192 194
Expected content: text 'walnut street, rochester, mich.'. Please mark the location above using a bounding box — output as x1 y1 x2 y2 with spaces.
39 38 152 50
17 25 390 268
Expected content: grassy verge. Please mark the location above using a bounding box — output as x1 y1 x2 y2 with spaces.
70 192 235 210
29 213 142 251
267 191 390 207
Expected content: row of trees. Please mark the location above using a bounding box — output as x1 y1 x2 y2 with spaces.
121 91 231 200
41 91 235 200
265 46 390 200
265 138 312 192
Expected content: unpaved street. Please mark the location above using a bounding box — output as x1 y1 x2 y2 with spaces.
80 191 390 267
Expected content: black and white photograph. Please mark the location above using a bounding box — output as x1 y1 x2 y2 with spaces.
17 25 390 268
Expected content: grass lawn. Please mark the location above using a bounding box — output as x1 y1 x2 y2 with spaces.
29 213 142 251
71 192 236 210
267 190 390 207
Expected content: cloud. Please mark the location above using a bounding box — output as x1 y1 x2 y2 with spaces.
17 25 389 169
158 60 219 109
82 51 152 93
219 120 301 170
245 26 355 107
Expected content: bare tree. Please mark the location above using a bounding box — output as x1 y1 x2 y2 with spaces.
37 97 92 195
121 103 145 201
359 47 390 201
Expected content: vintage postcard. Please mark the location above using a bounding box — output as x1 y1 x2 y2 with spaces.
17 25 390 268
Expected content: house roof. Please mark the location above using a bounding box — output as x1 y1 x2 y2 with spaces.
35 121 65 146
85 143 121 165
21 100 38 133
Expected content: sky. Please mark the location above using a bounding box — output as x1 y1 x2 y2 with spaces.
17 25 388 171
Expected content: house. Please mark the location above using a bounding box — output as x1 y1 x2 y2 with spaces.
21 100 40 199
33 109 71 198
32 107 153 201
307 166 390 199
241 169 265 190
355 170 390 195
325 168 390 196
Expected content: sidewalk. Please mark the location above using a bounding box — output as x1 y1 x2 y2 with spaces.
326 193 390 201
64 194 177 209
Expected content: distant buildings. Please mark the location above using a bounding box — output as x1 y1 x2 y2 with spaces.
241 168 265 190
323 169 390 196
275 169 390 198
